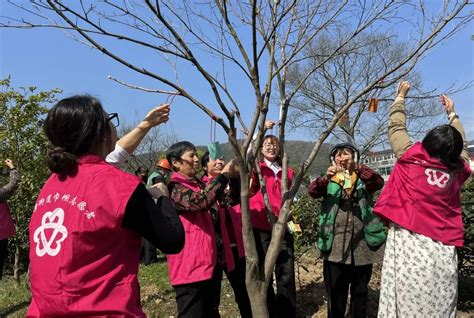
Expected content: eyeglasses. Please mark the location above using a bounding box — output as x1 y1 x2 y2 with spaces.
106 113 120 127
263 143 279 150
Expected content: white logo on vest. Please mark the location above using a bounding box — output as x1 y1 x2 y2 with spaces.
424 168 450 188
33 208 68 257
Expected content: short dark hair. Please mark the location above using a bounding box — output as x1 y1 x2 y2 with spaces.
422 124 463 171
44 95 109 175
166 141 196 172
201 151 211 175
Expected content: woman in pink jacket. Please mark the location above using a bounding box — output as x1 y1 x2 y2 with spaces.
0 159 19 280
374 81 471 317
201 150 252 317
166 141 237 318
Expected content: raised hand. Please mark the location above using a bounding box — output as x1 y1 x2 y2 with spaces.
265 120 277 130
139 104 171 130
396 80 411 99
4 159 14 169
439 95 455 115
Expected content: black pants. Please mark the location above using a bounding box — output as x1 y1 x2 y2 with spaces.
174 278 217 318
254 228 296 318
0 238 8 279
140 238 158 265
323 260 373 318
211 247 252 318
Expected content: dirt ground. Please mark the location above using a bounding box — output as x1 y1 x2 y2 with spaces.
140 255 474 317
295 255 381 318
295 255 474 318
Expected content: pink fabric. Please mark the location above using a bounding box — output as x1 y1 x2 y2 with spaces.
248 161 294 231
0 203 15 240
202 175 245 272
166 172 216 286
27 155 144 317
373 142 471 247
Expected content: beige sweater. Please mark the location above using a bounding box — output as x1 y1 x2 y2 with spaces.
388 97 470 162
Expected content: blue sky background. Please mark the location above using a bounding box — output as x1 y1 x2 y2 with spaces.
0 3 472 147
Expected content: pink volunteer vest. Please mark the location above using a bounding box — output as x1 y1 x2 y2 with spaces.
249 161 294 231
373 142 471 247
27 155 143 317
166 172 217 286
202 175 245 272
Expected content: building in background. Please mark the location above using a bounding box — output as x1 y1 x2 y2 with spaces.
363 143 474 182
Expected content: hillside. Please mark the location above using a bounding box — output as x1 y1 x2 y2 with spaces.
198 140 332 177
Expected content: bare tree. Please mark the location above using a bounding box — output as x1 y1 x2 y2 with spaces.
1 0 471 316
117 119 178 173
286 32 472 157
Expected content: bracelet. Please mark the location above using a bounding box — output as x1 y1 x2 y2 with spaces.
448 112 458 123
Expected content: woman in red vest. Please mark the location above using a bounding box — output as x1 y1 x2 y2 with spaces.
28 96 184 317
374 81 471 317
165 141 237 317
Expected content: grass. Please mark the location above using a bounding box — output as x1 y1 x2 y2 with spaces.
0 262 240 317
1 260 472 317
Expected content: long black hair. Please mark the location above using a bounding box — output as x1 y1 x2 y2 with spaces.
422 124 463 171
44 95 109 175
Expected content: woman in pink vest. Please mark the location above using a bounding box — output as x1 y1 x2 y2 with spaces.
0 159 19 280
248 135 296 318
201 150 252 317
166 141 237 317
28 95 184 317
374 81 471 317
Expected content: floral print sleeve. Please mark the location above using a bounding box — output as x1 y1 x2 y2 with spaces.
0 169 19 201
169 174 228 213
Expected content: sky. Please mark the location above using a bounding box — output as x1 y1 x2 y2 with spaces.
0 2 473 147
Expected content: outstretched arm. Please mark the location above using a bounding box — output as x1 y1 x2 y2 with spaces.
440 95 470 164
0 159 19 200
106 104 170 166
388 81 413 159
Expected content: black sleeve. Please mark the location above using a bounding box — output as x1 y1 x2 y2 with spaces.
122 183 184 254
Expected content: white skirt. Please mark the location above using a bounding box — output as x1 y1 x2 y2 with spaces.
377 226 458 318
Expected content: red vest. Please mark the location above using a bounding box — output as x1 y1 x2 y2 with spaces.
27 155 144 317
166 172 216 286
248 161 294 231
202 175 245 272
373 143 471 247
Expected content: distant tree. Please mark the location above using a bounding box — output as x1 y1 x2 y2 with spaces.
287 32 472 156
117 119 178 174
0 78 59 281
2 1 471 315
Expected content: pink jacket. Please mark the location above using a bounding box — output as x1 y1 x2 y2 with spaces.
0 203 15 240
166 172 217 285
373 143 471 247
202 175 245 272
27 155 144 317
0 168 19 240
249 161 294 231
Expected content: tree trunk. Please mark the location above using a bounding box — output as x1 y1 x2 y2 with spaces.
246 260 270 318
13 243 20 285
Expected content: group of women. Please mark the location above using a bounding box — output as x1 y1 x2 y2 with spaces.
0 79 468 317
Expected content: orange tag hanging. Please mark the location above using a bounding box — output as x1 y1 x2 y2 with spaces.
369 98 378 113
338 112 349 126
